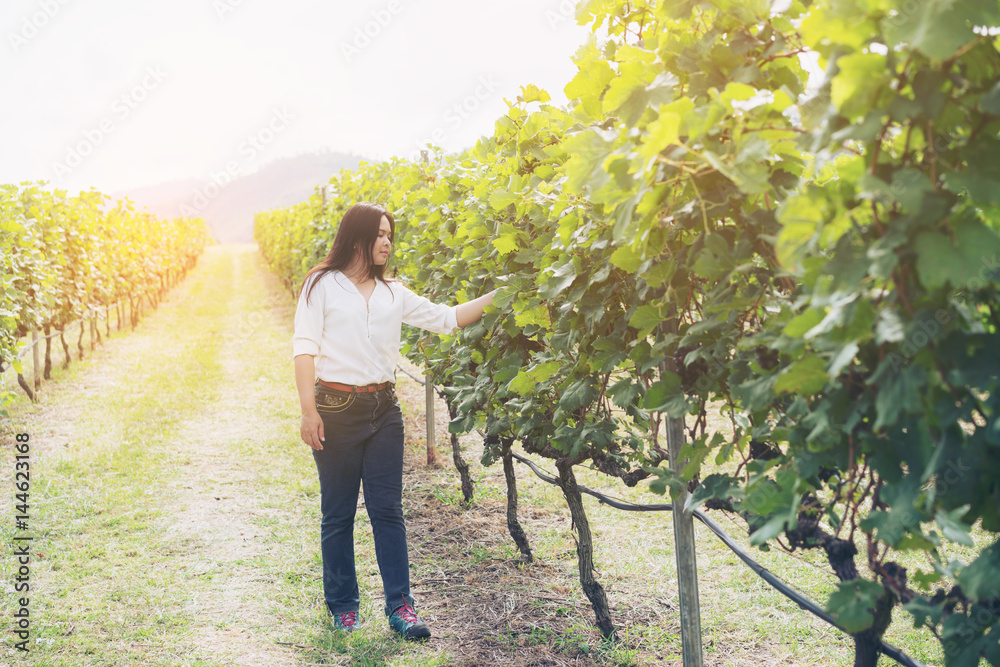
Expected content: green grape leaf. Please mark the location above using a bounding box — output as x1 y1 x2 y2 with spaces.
776 187 833 268
492 228 521 257
981 80 1000 116
874 364 925 430
828 341 860 376
489 190 518 210
914 219 1000 290
783 309 824 338
642 372 683 411
936 506 975 547
564 44 615 116
826 579 883 633
539 257 579 299
629 304 663 338
830 53 889 122
514 305 551 329
559 377 598 411
875 308 905 344
610 244 645 272
561 129 615 195
492 286 516 309
882 0 998 61
508 360 561 396
518 84 551 104
638 107 681 164
774 354 829 395
957 541 1000 601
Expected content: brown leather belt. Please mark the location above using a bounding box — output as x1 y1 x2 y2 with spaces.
318 379 393 393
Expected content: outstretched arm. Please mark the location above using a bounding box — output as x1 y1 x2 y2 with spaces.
456 289 497 328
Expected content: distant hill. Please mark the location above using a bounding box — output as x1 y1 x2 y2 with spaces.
116 151 362 243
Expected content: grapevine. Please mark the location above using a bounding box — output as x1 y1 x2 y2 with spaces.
1 183 210 406
257 0 1000 663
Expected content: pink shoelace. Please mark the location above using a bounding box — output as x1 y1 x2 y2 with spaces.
336 611 358 628
394 603 419 624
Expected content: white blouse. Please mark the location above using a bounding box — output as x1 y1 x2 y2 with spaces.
292 270 459 385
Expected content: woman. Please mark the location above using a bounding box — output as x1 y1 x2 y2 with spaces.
292 202 494 640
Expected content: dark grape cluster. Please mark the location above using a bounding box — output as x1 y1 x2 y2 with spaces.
749 438 780 461
673 345 708 392
755 345 779 371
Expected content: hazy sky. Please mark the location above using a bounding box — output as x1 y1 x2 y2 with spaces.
2 0 591 193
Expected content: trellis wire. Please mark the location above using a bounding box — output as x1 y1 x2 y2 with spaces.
403 367 924 667
394 362 436 458
508 451 923 667
1 301 126 377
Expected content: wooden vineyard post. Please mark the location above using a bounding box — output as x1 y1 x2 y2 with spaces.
419 147 438 467
667 412 704 666
659 317 703 666
425 380 437 465
32 330 41 392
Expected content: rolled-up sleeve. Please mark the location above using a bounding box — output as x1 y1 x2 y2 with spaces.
398 283 459 335
292 277 324 357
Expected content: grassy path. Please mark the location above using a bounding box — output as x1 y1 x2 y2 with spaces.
1 245 947 666
1 245 318 666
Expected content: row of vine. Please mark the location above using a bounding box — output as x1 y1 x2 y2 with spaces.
256 0 1000 664
1 183 211 406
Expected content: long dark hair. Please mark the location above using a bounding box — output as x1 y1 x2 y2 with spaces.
299 202 395 304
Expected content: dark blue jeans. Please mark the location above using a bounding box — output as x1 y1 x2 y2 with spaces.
311 383 414 617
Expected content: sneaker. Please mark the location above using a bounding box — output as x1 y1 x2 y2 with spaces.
388 598 430 640
333 611 359 632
